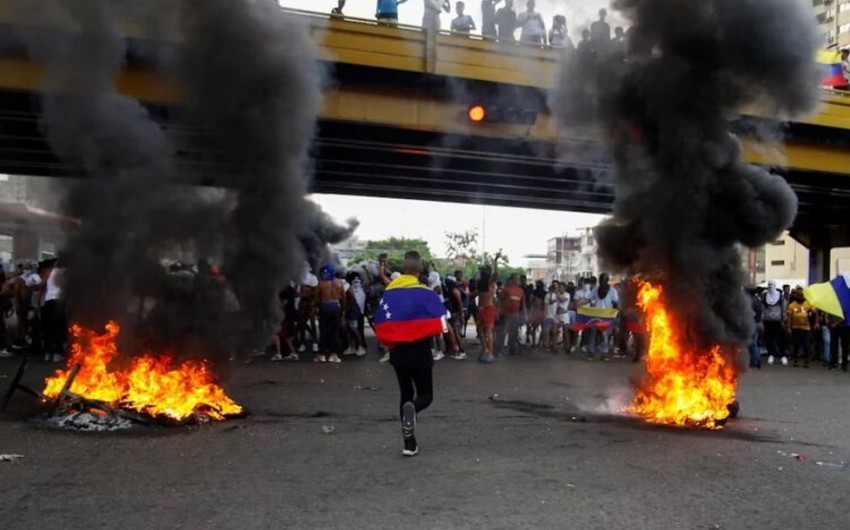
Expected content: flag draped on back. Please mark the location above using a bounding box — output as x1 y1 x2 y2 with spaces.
373 274 446 349
574 306 620 331
804 274 850 323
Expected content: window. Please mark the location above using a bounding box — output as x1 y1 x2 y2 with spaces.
772 239 786 246
771 260 785 266
0 174 9 182
814 0 824 6
840 23 850 33
840 2 850 11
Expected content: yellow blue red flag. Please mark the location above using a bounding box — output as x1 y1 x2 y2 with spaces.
574 306 620 331
374 274 446 348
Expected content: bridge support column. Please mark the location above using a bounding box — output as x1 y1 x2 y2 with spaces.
808 247 831 284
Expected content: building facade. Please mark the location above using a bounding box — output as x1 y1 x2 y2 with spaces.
814 0 850 49
544 227 600 282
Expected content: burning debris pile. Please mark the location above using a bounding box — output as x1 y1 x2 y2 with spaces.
43 322 243 425
5 0 357 423
555 0 820 427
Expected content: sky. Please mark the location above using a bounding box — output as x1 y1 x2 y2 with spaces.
310 194 604 264
285 0 613 264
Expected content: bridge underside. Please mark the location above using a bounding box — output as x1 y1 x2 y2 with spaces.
1 89 849 249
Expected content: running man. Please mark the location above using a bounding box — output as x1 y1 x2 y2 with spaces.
374 251 447 457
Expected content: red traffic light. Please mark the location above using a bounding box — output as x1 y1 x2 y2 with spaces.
467 104 487 122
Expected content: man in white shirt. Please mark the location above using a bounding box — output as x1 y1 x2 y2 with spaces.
40 259 67 362
423 0 451 32
516 0 545 45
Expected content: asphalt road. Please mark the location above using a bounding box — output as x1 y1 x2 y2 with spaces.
1 344 848 530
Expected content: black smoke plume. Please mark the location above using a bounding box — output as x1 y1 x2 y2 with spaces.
555 0 819 349
16 0 355 354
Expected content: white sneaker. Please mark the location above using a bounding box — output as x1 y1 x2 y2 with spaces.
0 349 14 358
327 354 342 363
342 347 357 356
298 344 307 353
313 354 327 363
270 353 283 362
312 344 319 353
379 352 391 363
432 351 445 361
781 356 789 366
44 353 51 362
356 347 366 357
450 352 467 360
283 353 299 361
767 355 775 365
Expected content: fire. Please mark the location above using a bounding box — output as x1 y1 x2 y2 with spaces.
630 282 737 429
43 322 243 421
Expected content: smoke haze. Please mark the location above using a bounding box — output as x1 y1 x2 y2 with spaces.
14 0 356 354
554 0 819 349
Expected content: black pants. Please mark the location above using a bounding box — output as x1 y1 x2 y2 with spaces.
790 329 809 364
390 338 434 419
41 300 68 356
392 363 433 419
764 321 784 358
318 306 341 355
829 326 850 369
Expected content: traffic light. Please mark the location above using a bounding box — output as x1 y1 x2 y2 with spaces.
464 104 537 125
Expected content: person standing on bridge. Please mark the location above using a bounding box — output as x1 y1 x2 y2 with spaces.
377 0 408 23
481 0 501 38
451 1 476 33
423 0 452 32
517 0 546 45
495 0 516 42
373 251 447 457
331 0 346 16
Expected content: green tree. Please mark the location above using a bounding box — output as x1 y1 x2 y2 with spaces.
351 237 433 271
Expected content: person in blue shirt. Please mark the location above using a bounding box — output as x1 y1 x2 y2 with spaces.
377 0 408 22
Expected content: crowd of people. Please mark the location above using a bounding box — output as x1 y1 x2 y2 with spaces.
268 253 649 365
0 258 66 362
332 0 627 51
747 281 849 371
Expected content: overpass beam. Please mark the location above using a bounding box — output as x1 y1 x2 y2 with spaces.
808 247 831 284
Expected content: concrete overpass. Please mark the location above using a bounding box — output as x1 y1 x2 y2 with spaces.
1 5 850 269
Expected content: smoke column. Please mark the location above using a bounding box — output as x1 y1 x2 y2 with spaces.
16 0 356 354
555 0 819 349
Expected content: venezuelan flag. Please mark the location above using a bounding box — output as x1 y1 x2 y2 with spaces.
373 274 446 348
804 274 850 323
574 306 620 331
817 49 846 88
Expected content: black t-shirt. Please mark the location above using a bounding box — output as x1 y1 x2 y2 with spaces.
390 337 434 368
495 8 516 38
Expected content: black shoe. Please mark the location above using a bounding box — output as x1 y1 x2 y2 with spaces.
403 437 419 457
401 401 416 440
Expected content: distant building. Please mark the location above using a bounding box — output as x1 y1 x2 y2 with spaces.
544 227 599 282
814 0 848 49
0 174 74 264
524 254 548 282
740 232 850 286
330 236 367 266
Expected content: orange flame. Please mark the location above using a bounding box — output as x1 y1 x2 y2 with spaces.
43 322 243 421
630 282 737 429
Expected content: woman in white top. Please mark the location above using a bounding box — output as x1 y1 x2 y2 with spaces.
554 282 571 353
